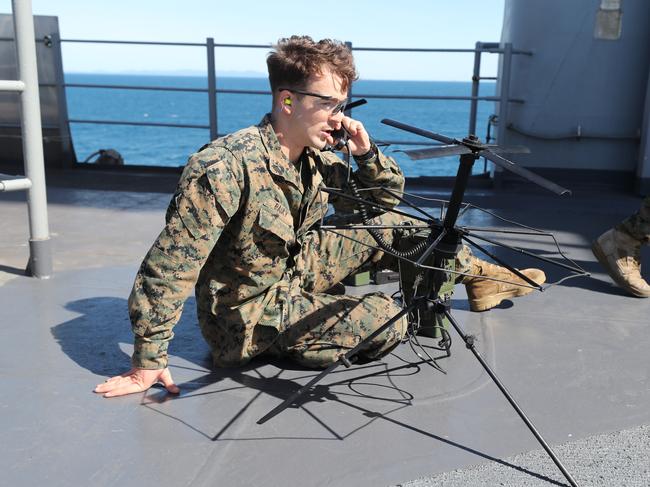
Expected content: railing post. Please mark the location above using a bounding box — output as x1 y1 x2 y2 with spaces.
12 0 52 278
468 41 482 137
494 42 513 187
206 37 217 140
345 41 353 117
497 42 513 147
50 32 76 167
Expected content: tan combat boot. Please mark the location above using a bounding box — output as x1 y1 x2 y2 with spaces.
463 257 546 312
591 228 650 297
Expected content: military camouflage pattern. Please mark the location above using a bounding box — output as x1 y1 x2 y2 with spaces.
129 114 473 370
618 195 650 243
455 245 473 281
264 213 408 368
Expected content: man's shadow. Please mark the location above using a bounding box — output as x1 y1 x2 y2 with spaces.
50 295 407 430
51 295 322 386
51 294 436 414
50 296 214 376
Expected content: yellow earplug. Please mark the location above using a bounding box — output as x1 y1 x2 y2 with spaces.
284 97 292 106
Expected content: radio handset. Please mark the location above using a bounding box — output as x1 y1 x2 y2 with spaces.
329 127 349 151
323 98 368 152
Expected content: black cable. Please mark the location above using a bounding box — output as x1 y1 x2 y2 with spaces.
347 177 434 259
83 150 101 163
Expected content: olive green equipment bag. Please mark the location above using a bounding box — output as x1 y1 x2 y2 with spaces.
396 228 459 339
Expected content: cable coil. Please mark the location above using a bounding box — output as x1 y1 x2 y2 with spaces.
347 177 434 259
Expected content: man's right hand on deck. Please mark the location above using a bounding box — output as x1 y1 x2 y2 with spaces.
94 367 180 397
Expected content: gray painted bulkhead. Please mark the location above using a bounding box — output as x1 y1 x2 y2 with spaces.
637 71 650 191
498 0 650 193
0 14 75 169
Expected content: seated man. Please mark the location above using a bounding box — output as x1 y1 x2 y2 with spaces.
95 36 545 398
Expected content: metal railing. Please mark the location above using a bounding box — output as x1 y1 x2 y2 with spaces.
0 0 52 278
49 38 530 152
0 35 532 165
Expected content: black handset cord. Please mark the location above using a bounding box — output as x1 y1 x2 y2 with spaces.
344 142 434 259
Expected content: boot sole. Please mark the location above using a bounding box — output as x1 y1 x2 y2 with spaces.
591 241 650 298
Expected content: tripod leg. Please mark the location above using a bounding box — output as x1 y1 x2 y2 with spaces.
257 303 415 424
444 310 580 487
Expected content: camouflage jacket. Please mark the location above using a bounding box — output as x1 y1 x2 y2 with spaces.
129 115 405 369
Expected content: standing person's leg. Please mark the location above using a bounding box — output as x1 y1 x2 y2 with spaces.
592 196 650 297
619 196 650 243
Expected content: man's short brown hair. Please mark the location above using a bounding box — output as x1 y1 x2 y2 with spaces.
267 36 358 94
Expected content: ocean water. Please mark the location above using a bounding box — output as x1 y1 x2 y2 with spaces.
65 73 497 177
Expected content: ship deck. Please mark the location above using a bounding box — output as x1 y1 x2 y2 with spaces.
1 173 649 487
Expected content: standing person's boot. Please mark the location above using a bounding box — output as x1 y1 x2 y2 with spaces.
463 257 546 312
591 228 650 297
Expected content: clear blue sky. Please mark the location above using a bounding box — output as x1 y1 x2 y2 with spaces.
1 0 505 80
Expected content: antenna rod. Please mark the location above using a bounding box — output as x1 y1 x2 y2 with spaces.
443 151 478 229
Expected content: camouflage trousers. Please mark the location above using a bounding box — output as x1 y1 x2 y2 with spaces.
618 195 650 243
265 211 473 368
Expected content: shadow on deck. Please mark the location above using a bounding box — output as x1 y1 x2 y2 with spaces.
1 173 648 487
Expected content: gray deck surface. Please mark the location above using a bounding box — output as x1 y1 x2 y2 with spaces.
1 181 649 487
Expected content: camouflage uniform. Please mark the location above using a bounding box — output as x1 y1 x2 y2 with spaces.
618 195 650 243
129 115 471 370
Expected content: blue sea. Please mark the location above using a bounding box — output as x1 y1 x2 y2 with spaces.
65 74 497 177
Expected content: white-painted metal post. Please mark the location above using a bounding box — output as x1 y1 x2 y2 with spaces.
0 174 32 191
12 0 52 277
0 79 25 91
